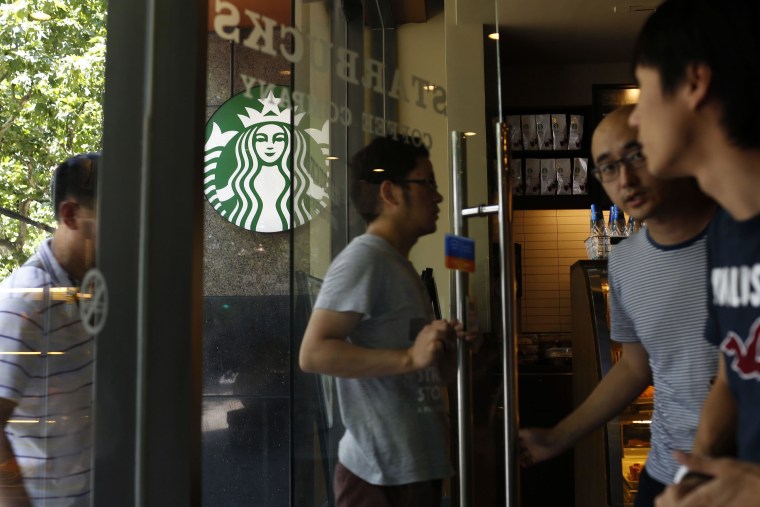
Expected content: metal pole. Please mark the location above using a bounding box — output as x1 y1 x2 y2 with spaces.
496 122 519 507
450 130 472 507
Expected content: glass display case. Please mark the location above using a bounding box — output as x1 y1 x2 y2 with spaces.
570 260 652 507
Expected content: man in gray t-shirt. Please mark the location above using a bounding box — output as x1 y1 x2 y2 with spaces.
299 136 472 507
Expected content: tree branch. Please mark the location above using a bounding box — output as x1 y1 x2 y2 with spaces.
0 207 54 233
0 88 33 142
0 237 14 252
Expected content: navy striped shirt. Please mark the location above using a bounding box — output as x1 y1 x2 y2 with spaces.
608 227 718 485
0 239 94 506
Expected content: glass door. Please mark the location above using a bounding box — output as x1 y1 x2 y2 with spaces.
94 0 511 505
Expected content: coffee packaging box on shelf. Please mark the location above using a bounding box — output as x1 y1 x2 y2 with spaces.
524 158 541 195
506 115 523 151
569 114 584 149
535 114 553 151
521 115 538 150
556 158 572 195
512 158 524 196
551 114 568 150
573 157 589 195
540 159 557 195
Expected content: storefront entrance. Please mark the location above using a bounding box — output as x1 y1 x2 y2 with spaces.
95 0 513 505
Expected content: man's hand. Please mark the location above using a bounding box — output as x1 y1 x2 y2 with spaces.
408 320 457 371
0 398 31 506
655 451 760 507
449 318 483 353
518 428 565 467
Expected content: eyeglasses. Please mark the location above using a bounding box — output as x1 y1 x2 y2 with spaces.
400 179 438 192
591 148 646 183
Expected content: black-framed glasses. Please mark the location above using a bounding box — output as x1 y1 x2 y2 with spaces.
400 179 438 192
591 148 646 183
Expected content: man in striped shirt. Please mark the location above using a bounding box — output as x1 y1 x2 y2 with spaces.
0 153 98 506
519 106 718 507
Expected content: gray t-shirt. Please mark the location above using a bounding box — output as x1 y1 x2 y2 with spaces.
314 234 453 485
609 227 718 485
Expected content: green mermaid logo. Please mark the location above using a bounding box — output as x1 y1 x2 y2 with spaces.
204 86 330 232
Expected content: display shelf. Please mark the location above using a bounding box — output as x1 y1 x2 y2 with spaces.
492 105 612 210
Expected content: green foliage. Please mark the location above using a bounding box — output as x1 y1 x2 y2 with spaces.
0 0 106 279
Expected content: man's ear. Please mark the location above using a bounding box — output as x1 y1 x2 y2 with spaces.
684 62 712 111
57 201 79 229
378 180 400 207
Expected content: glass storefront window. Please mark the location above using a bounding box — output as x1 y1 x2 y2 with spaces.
0 2 105 505
201 0 507 504
98 0 508 504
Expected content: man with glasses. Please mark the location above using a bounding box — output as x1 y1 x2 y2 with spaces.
299 135 471 507
0 153 98 506
519 105 717 507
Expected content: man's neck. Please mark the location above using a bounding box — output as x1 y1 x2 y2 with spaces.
366 219 417 258
646 194 716 246
695 145 760 221
50 232 82 282
685 115 760 220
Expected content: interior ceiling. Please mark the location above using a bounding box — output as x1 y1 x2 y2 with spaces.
498 0 664 65
207 0 662 66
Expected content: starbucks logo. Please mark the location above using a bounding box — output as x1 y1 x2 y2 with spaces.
204 86 330 232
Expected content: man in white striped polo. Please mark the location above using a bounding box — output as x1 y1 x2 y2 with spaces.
519 105 718 507
0 153 98 506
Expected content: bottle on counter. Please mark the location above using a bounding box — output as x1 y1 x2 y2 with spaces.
608 205 615 236
613 207 627 237
590 204 605 237
626 215 642 235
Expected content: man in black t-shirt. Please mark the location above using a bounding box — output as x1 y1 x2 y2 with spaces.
628 0 760 505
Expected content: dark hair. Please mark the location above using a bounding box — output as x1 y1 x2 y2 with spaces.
51 152 99 220
349 136 429 224
633 0 760 149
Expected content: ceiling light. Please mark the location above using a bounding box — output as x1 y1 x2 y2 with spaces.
464 132 477 137
423 84 436 91
629 5 657 13
279 69 291 76
488 32 499 40
623 88 640 103
326 156 339 160
372 168 385 173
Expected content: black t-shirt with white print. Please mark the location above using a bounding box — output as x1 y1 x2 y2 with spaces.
706 208 760 463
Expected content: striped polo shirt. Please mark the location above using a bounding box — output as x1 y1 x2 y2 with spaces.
0 238 94 506
608 227 718 485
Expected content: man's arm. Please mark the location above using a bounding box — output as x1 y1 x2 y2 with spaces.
299 308 455 378
0 398 31 506
520 342 651 465
654 452 760 507
691 356 736 456
663 356 737 499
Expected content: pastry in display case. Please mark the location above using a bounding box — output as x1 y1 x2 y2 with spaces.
620 380 653 502
570 260 653 507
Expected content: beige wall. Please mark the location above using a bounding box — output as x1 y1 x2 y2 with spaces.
401 2 493 326
397 12 452 317
513 209 590 333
